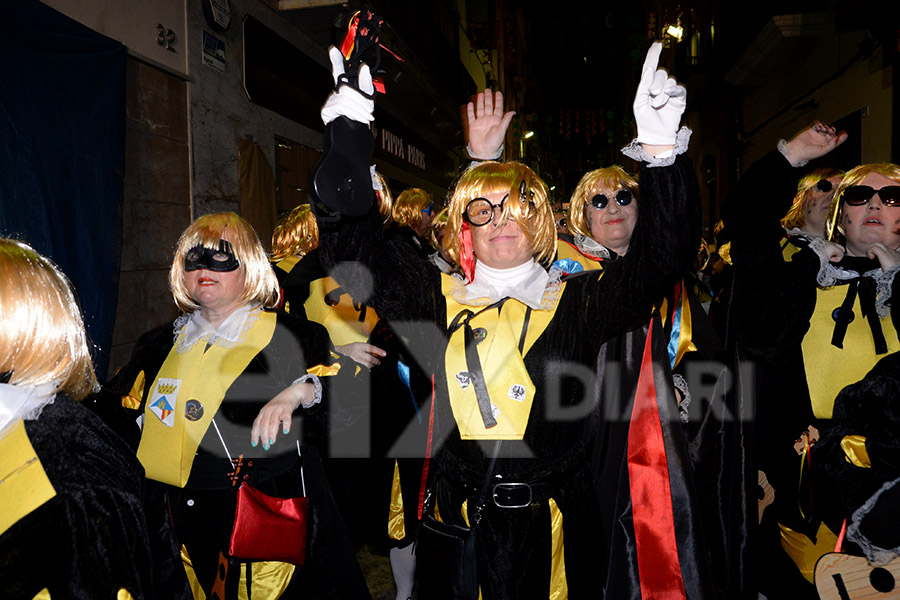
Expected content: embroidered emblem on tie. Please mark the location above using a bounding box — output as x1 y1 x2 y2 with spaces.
508 384 526 402
456 371 471 390
149 378 181 427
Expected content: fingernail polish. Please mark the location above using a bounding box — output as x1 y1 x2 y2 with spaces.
263 443 269 451
283 428 289 435
269 438 275 446
251 440 257 448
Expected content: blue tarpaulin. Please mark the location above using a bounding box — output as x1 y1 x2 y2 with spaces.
0 0 126 379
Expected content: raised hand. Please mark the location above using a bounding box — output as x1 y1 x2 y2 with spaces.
466 89 515 160
321 46 375 125
780 122 848 166
633 42 686 147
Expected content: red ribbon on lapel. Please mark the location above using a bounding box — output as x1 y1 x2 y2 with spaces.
627 320 687 598
459 222 476 283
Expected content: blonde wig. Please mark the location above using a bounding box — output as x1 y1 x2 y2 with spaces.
392 187 433 230
170 212 279 313
780 168 843 231
567 166 639 238
372 170 394 226
429 207 449 251
826 163 900 244
0 239 96 399
442 161 555 268
271 204 319 261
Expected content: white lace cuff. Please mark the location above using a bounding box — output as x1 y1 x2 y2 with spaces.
370 165 382 191
848 478 900 566
672 374 690 424
292 374 322 408
621 127 691 167
777 139 809 168
466 143 503 161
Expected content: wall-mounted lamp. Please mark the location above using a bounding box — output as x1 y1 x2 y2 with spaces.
523 130 534 139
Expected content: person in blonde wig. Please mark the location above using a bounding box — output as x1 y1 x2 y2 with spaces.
825 162 900 254
727 123 900 596
564 165 640 260
441 160 555 280
392 187 434 237
169 211 280 317
272 204 319 262
0 239 96 398
780 167 842 238
101 212 371 599
313 42 708 597
372 168 394 226
0 238 155 598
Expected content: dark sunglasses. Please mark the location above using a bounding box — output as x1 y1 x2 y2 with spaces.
815 179 833 193
590 189 633 210
842 185 900 206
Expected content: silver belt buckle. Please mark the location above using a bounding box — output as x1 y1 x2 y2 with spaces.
492 482 532 508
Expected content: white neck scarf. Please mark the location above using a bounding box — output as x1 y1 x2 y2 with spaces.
462 260 552 309
0 381 58 438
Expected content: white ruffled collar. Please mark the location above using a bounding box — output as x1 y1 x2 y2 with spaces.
0 381 58 438
573 234 611 260
448 260 563 310
174 304 262 353
807 237 900 319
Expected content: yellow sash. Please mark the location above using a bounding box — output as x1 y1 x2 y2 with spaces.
136 311 277 487
442 274 561 439
657 280 697 370
304 276 379 346
555 239 604 271
802 286 899 419
781 239 802 262
274 256 302 315
0 420 56 536
275 255 302 273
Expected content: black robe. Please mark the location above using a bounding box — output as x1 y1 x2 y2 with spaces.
0 394 155 599
313 117 709 598
97 310 371 600
726 149 900 597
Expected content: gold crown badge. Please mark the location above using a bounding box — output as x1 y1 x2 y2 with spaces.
157 383 177 394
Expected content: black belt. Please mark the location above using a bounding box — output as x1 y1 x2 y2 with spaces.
490 481 559 509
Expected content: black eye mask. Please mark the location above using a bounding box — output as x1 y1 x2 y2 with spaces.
184 239 240 272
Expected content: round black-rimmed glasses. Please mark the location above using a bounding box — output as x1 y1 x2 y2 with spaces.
464 194 536 226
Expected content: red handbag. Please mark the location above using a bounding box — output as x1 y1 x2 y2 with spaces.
228 483 308 566
213 419 309 566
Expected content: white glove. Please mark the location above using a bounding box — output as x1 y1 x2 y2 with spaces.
321 46 375 125
633 42 686 146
